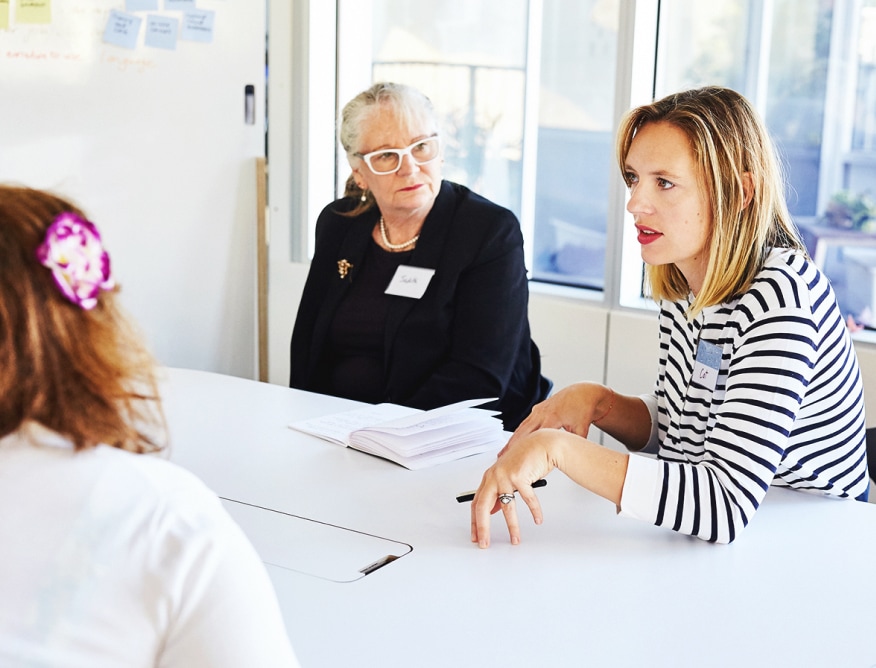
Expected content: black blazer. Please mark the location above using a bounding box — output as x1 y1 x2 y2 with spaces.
290 180 550 430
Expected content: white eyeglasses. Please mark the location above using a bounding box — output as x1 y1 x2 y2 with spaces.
355 136 440 175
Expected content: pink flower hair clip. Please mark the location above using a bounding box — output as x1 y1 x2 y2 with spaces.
36 212 116 310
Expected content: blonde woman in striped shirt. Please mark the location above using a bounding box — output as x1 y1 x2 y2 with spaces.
471 86 869 546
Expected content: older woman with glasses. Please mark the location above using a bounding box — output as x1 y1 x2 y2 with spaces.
290 82 550 431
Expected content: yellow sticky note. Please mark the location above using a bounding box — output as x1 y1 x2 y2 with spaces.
0 0 10 30
16 0 51 24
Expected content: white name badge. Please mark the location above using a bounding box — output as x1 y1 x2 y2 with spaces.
692 339 721 391
384 265 435 299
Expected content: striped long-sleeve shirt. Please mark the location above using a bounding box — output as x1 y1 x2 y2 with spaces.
619 248 870 543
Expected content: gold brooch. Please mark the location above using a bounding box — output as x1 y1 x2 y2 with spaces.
337 259 353 279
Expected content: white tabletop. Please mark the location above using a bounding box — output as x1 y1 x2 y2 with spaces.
161 367 876 668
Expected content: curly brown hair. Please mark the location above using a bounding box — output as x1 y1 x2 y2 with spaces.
0 185 164 453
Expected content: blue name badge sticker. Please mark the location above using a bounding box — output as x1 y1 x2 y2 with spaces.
693 340 722 391
384 265 435 299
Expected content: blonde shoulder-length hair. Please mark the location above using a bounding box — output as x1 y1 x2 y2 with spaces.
615 86 804 317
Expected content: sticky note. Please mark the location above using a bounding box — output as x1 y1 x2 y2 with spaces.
180 9 214 43
103 9 142 50
145 14 178 50
16 0 51 24
126 0 158 10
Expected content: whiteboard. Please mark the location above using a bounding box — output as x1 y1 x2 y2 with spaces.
0 0 265 378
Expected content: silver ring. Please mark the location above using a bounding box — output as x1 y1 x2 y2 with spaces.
498 493 515 505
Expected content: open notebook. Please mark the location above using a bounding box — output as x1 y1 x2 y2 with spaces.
289 398 506 469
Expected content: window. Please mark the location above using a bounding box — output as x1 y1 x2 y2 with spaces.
654 0 831 219
337 0 528 216
650 0 876 327
368 1 529 215
336 0 620 290
531 1 619 289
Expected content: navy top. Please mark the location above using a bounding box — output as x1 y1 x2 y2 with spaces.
290 180 551 430
324 243 412 403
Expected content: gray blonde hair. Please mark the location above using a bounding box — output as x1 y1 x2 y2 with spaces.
616 86 804 317
339 82 438 154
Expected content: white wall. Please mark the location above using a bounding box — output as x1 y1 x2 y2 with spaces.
857 345 876 425
267 261 310 387
527 290 608 391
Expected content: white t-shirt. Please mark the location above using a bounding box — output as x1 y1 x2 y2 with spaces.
0 423 299 667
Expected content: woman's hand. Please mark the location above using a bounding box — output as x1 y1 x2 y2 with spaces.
470 428 570 548
470 426 630 548
498 382 612 457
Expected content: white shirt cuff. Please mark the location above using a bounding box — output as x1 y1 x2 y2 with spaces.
638 393 659 454
619 453 661 522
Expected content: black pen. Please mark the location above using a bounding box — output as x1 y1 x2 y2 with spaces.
455 478 547 503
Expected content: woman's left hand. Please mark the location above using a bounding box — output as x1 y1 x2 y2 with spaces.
496 382 610 457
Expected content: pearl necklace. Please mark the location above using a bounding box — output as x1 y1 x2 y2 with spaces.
379 216 419 250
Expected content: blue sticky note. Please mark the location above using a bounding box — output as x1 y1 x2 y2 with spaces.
164 0 195 9
181 9 215 43
145 14 178 50
103 10 142 50
126 0 158 10
692 339 722 390
695 340 722 370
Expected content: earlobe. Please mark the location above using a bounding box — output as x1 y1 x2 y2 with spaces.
351 168 366 191
741 172 754 208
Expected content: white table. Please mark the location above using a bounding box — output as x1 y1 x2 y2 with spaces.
161 368 876 668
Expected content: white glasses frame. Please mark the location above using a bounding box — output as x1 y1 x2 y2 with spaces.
354 135 440 175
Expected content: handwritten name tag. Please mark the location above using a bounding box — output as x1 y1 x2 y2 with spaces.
385 266 436 299
693 339 721 391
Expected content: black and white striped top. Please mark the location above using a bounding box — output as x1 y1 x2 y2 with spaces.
620 249 869 543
